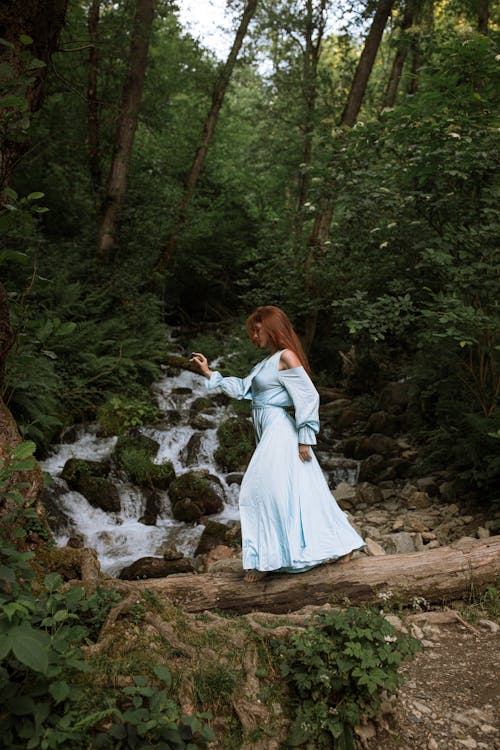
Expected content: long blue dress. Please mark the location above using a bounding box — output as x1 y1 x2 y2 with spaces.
207 350 365 573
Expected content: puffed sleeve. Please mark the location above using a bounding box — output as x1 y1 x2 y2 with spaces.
205 362 262 401
277 367 320 444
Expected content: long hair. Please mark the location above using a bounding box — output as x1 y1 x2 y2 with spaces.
246 306 312 377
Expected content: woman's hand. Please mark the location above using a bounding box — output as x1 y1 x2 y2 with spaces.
299 444 312 462
190 352 212 378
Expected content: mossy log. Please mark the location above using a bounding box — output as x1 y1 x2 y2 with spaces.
120 536 500 614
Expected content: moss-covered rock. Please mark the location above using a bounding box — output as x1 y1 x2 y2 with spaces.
189 396 212 414
118 555 194 579
113 434 174 489
61 458 120 512
214 416 254 472
169 471 223 522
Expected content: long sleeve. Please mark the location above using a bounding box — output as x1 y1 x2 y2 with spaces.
277 367 320 444
206 360 265 400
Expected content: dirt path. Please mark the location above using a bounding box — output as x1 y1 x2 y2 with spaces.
365 616 499 750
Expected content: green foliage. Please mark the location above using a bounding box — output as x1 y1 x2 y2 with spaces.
0 443 214 749
192 662 242 712
97 392 160 436
277 607 421 749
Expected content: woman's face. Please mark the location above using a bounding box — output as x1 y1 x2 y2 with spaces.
250 322 270 350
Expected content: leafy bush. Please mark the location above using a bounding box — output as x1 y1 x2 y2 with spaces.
277 607 421 749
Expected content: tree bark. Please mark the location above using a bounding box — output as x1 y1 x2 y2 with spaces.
156 0 259 272
477 0 488 34
87 0 102 202
382 0 418 110
113 536 500 615
293 0 327 249
96 0 155 261
340 0 395 127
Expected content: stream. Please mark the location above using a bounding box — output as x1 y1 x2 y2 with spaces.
41 361 360 577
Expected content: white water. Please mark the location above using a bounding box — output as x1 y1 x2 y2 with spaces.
41 363 359 576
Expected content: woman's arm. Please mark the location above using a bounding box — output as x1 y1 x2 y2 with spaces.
279 349 318 462
191 352 257 401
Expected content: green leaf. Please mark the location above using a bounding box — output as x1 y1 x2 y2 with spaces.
27 191 44 201
13 441 36 460
11 625 50 673
49 680 70 704
153 664 173 688
20 34 33 45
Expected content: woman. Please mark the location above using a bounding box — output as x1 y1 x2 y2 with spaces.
191 305 365 582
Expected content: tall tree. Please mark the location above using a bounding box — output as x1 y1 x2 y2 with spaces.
87 0 101 202
96 0 155 261
477 0 489 34
156 0 259 272
294 0 328 249
382 0 419 109
302 0 396 350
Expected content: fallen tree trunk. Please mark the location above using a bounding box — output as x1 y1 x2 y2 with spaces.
120 536 500 614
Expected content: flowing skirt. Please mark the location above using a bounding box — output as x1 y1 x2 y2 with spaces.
239 406 365 573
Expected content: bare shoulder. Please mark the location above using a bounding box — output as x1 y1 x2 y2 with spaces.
279 349 302 370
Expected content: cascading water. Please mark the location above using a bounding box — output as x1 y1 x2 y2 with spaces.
41 360 360 577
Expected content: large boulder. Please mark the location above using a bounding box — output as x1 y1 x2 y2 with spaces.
214 416 254 472
169 471 224 522
378 381 410 414
61 458 120 513
194 520 237 555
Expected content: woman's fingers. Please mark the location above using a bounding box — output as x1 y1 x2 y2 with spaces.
299 445 312 462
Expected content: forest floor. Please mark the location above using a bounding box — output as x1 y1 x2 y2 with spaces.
363 606 500 750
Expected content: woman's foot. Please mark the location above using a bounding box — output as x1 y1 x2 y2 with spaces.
244 569 268 583
338 551 353 564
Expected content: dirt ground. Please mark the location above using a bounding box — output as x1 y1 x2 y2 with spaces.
364 614 500 750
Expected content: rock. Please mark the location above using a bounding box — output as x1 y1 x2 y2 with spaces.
169 471 224 522
365 509 389 524
381 531 416 554
182 432 203 466
205 544 235 571
365 538 386 556
407 491 432 510
162 546 183 561
140 489 161 525
415 476 439 496
334 406 365 429
392 516 405 531
427 738 439 750
225 472 244 485
478 619 499 634
66 533 84 548
366 410 402 436
214 416 255 472
209 558 244 574
457 739 477 749
356 433 401 459
190 414 216 430
439 480 457 501
195 520 233 555
114 433 160 461
41 479 74 534
61 459 120 512
477 527 490 539
189 396 212 414
355 482 383 505
358 454 385 482
425 540 441 549
119 556 193 580
384 614 404 631
378 381 409 413
171 498 203 523
334 481 357 503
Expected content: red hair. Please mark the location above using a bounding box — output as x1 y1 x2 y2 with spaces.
246 306 312 377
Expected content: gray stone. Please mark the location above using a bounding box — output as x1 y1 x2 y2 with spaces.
381 531 416 554
334 481 357 502
477 526 490 539
355 482 383 505
365 538 386 556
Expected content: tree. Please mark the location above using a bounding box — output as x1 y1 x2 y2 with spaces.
156 0 259 272
302 0 396 351
96 0 155 261
87 0 102 202
382 0 421 109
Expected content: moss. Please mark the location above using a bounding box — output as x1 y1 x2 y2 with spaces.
169 472 223 519
214 416 255 472
114 435 174 489
97 393 160 436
